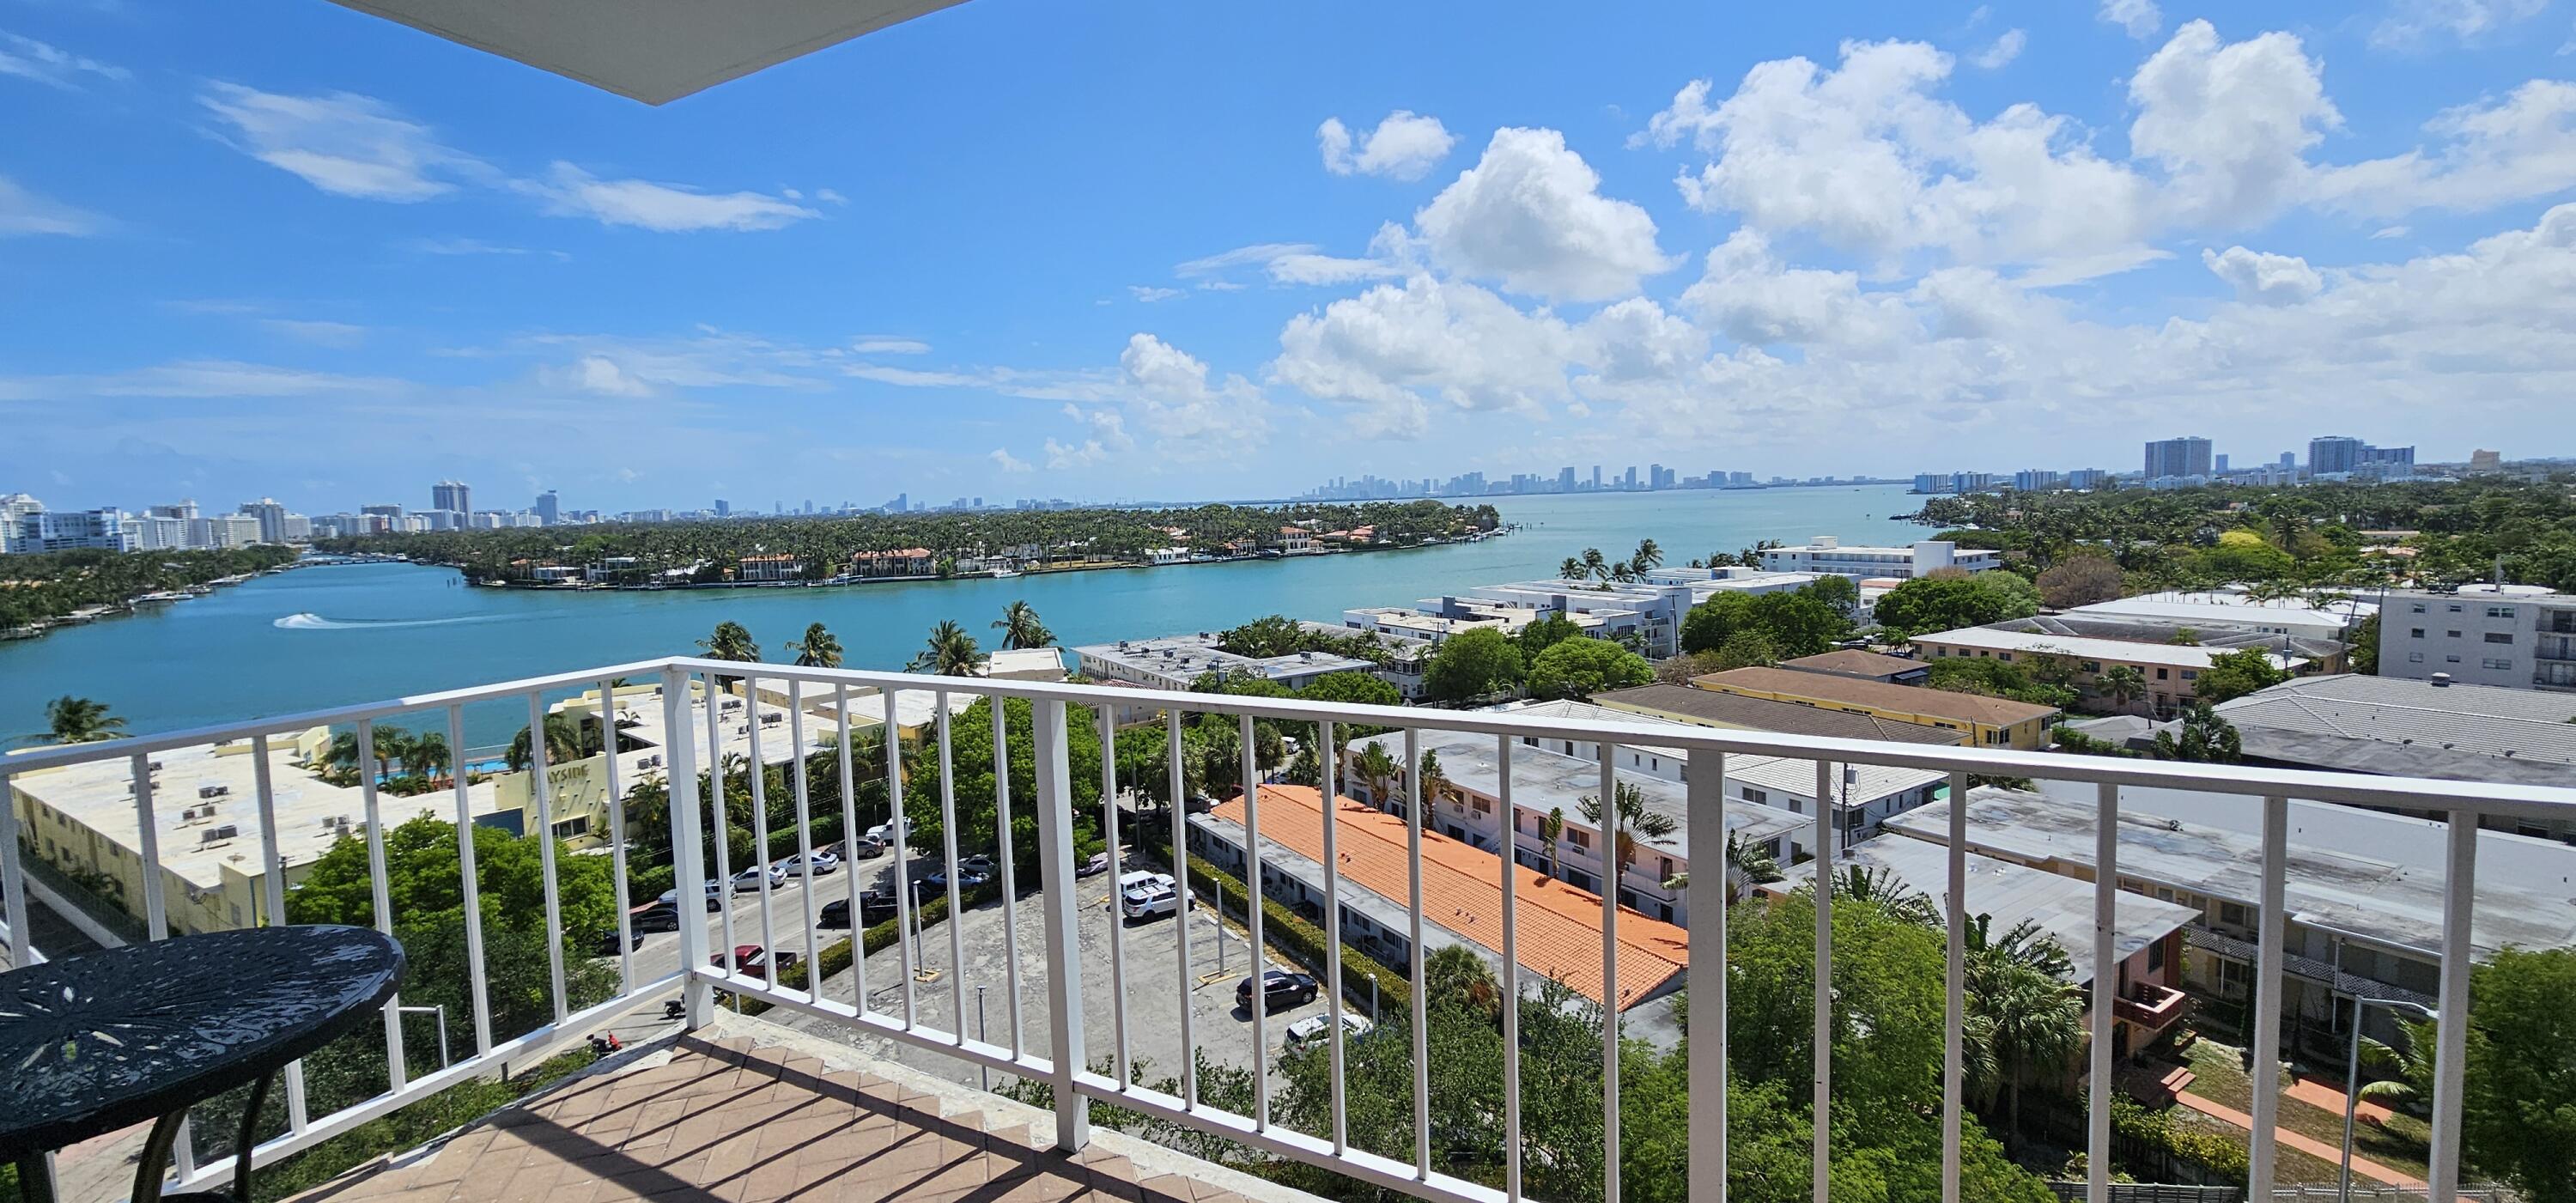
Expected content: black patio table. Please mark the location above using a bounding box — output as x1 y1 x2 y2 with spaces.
0 926 404 1203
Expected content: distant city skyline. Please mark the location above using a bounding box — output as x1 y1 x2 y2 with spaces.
9 4 2576 509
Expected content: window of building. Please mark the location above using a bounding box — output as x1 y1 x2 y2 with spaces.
2488 606 2516 618
2483 658 2513 671
2409 652 2425 663
1997 653 2013 662
2155 667 2169 679
2410 603 2427 613
2081 660 2101 672
2410 628 2426 638
2148 939 2166 972
2447 630 2463 639
2219 901 2248 927
2484 632 2513 644
1743 787 1768 805
2448 604 2464 612
2181 670 2197 681
2445 654 2462 663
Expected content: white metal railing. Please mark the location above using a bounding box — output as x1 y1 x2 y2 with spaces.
4 653 2573 1203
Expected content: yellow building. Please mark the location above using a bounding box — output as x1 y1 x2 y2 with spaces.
1691 665 2058 750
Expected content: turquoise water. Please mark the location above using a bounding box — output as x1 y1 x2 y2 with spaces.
3 485 1919 744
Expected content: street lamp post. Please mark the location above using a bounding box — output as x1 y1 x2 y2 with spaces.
975 985 989 1091
2341 997 2438 1203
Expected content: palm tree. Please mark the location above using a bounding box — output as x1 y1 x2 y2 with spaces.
1973 961 2086 1148
403 730 452 785
35 696 125 744
698 620 761 690
1558 556 1585 581
1965 913 2075 981
320 730 365 780
788 622 843 668
1660 832 1783 901
1577 781 1679 896
368 726 413 784
507 712 595 771
992 600 1054 651
2099 665 2149 710
1628 538 1663 578
1417 749 1452 814
1832 864 1940 925
1351 741 1400 808
1579 547 1609 584
1539 807 1565 881
909 619 983 677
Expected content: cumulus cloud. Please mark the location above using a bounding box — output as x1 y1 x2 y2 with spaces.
1680 229 1911 350
2127 21 2338 227
1971 29 2026 70
2201 246 2324 305
1273 274 1580 435
2099 0 2161 39
545 355 656 397
988 447 1031 473
1413 127 1674 301
1318 111 1457 180
2309 81 2576 217
2371 0 2548 48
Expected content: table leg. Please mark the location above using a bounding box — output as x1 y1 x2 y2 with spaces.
14 1154 55 1203
127 1069 273 1203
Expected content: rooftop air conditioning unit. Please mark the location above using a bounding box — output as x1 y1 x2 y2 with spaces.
198 785 229 799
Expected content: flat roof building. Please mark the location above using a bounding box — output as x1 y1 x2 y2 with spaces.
2067 591 2372 642
1910 623 2310 719
1692 665 2059 749
1776 648 1930 685
1759 537 2001 580
1072 632 1380 693
2210 674 2576 841
2376 586 2576 693
1590 684 1968 746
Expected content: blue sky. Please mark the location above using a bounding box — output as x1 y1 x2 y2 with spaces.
4 0 2576 515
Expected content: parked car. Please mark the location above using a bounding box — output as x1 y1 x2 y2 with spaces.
919 868 991 898
629 901 685 933
1075 851 1112 878
848 833 888 859
597 923 647 953
709 945 801 981
779 850 840 878
956 853 997 877
731 863 787 894
1284 1012 1372 1052
659 882 724 912
818 891 900 929
1236 969 1320 1013
1118 872 1179 920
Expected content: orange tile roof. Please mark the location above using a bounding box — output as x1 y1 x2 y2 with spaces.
1210 785 1688 1011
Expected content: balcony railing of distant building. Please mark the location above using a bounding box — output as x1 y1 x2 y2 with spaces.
5 656 2573 1203
2114 980 2190 1030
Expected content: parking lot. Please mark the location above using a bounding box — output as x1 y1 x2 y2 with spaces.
774 860 1344 1103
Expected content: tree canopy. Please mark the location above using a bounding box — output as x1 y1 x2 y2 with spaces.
1871 573 2044 638
1421 628 1526 703
1528 636 1653 699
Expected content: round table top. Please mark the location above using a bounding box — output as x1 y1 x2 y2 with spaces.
0 925 404 1161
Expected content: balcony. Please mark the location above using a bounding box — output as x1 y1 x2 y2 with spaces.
3 655 2567 1203
2114 980 2190 1031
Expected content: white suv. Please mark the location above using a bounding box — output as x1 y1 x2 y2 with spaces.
1117 871 1179 920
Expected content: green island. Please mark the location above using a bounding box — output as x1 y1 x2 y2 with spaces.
316 499 1505 586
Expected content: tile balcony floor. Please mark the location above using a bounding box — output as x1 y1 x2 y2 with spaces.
290 1013 1320 1203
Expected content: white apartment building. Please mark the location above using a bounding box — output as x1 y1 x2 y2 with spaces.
2379 586 2576 691
2069 589 2373 641
1072 631 1382 692
1760 536 2001 579
189 513 264 550
11 507 131 553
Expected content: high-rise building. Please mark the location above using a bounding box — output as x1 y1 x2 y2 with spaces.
238 499 288 544
12 507 131 553
2468 449 2502 473
2279 452 2296 469
2067 469 2110 490
432 480 471 514
714 499 731 517
1558 466 1577 492
2308 435 2364 477
2143 436 2213 480
535 489 560 526
1590 465 1602 490
2214 453 2230 474
2011 469 2063 492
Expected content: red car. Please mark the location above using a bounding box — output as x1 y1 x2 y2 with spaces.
709 944 802 981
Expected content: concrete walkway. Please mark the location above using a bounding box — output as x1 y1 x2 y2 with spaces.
2174 1091 2425 1188
2282 1075 2397 1126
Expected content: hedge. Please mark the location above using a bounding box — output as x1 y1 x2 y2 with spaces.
733 880 1001 1016
1178 851 1412 1020
2110 1096 2250 1182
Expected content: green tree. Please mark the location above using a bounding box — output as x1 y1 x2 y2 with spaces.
1516 612 1587 659
1873 573 2044 637
1296 671 1402 712
2365 949 2576 1202
909 618 984 676
2348 611 2381 675
1801 573 1860 615
788 622 843 667
33 696 125 744
506 711 596 772
902 696 1101 869
1421 628 1525 702
696 620 759 663
1577 781 1677 895
993 599 1054 651
1747 590 1853 658
1714 629 1780 670
2153 702 2242 763
2195 647 2292 703
2099 664 2149 709
1349 741 1400 806
2035 553 2127 609
1528 636 1654 699
1680 592 1754 654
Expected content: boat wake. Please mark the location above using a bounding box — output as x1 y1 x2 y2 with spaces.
274 612 491 631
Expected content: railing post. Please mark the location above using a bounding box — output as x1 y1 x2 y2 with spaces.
1030 698 1090 1151
1685 748 1726 1203
663 667 714 1028
2427 813 2477 1203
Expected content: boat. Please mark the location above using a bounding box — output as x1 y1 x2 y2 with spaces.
990 568 1020 579
134 591 192 604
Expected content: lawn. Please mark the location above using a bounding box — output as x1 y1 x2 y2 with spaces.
2181 1038 2433 1186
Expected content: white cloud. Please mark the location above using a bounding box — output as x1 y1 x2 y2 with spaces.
1043 437 1107 470
1117 333 1268 450
850 337 931 355
2371 0 2548 48
260 319 369 348
1128 285 1184 302
402 236 556 258
2372 225 2411 239
0 361 410 400
988 447 1031 473
1273 274 1579 435
1318 111 1457 181
2201 245 2324 305
2309 81 2576 217
1413 127 1674 301
1640 40 2160 272
1176 243 1318 276
521 163 818 232
0 173 101 236
199 83 479 202
545 355 656 397
2127 21 2339 228
2099 0 2161 39
1171 236 1407 288
1680 229 1911 350
0 32 125 88
1971 29 2026 70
